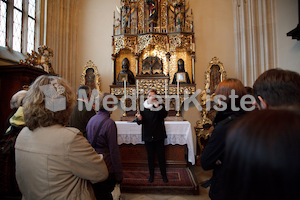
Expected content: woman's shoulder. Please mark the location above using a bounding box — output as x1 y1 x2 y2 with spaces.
65 126 82 135
15 125 84 154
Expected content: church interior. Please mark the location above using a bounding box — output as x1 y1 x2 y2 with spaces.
0 0 300 199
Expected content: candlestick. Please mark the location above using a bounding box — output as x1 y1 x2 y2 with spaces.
123 79 127 117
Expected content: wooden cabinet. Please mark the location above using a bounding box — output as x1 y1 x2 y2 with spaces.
0 65 47 135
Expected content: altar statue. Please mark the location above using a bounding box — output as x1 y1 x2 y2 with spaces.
172 59 191 84
147 0 158 27
122 6 130 29
117 58 136 85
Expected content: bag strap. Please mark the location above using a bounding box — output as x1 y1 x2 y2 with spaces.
91 118 109 148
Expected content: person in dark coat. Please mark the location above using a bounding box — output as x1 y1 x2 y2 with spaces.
201 78 247 200
223 110 300 200
86 93 123 200
137 89 168 183
69 85 96 137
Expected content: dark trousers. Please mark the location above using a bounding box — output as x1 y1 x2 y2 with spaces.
92 173 116 200
145 139 167 177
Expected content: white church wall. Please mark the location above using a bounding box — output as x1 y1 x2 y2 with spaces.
275 0 300 74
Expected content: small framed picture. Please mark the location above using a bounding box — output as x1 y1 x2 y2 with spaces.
177 72 187 83
119 74 128 82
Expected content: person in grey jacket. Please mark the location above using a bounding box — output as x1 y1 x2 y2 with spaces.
15 75 108 200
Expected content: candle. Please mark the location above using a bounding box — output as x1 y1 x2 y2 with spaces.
165 79 168 100
124 79 127 102
192 43 195 52
136 80 139 98
135 44 138 54
177 78 180 111
112 37 114 54
167 43 170 52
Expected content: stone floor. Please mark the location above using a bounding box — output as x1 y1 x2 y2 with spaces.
120 165 213 200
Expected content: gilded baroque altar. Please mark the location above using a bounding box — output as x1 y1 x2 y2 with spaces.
110 0 196 116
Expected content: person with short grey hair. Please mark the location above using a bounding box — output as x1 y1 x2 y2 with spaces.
4 90 28 136
10 90 27 109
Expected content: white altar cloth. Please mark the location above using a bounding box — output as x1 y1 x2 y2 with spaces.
116 121 195 165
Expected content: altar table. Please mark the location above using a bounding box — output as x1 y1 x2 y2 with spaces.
116 121 195 167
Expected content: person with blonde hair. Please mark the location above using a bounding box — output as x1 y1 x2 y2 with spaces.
15 75 108 200
201 78 247 200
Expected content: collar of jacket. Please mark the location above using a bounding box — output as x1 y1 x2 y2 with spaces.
213 109 245 126
143 99 153 109
97 109 110 118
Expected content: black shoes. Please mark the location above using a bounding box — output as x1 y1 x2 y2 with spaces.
162 175 168 183
148 175 154 183
148 174 168 183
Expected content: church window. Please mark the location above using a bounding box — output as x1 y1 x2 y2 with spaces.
0 0 39 55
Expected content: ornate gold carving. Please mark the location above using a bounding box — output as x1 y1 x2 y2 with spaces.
138 0 144 33
115 36 137 55
161 0 168 29
171 0 184 7
112 0 196 117
138 78 167 95
115 0 193 34
80 60 101 92
196 57 227 143
168 85 195 95
169 34 193 52
204 56 227 93
137 34 167 54
19 45 54 74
